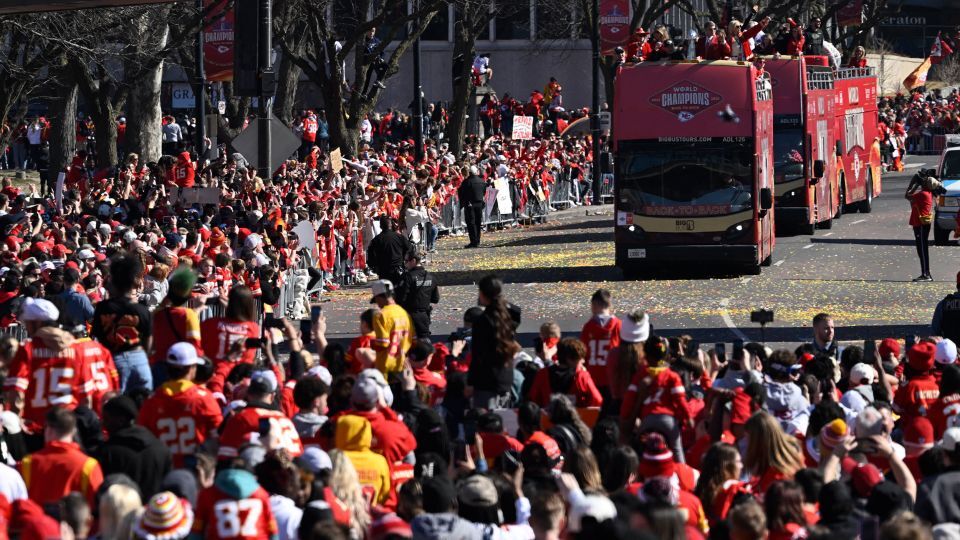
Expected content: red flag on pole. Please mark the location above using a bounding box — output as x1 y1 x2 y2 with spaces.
931 31 954 65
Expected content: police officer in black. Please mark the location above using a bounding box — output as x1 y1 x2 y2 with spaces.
367 215 413 287
396 250 440 338
932 272 960 344
458 166 487 248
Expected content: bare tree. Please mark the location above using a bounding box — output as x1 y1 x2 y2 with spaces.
276 0 445 156
447 0 498 155
935 55 960 87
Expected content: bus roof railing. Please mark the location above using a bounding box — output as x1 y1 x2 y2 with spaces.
835 66 877 79
806 69 834 90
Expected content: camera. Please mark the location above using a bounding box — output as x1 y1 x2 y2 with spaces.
750 309 774 325
449 327 472 342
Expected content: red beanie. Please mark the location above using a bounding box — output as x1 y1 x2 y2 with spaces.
819 419 849 452
638 432 676 479
908 342 936 372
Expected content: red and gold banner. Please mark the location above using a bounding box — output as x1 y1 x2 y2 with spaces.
204 0 234 82
837 0 863 27
599 0 631 55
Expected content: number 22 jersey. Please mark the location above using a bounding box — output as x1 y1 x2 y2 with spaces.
138 380 223 468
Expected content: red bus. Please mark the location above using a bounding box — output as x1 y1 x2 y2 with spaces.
613 60 776 275
833 65 882 214
764 57 839 234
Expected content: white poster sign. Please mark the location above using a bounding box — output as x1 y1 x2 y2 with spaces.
511 116 534 140
171 83 195 109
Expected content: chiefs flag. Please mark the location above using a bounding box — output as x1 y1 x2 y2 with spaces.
931 32 955 64
599 0 631 54
836 0 863 27
903 57 932 90
204 0 234 81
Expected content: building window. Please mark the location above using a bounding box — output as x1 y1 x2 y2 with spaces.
495 0 531 40
535 0 574 40
422 4 450 41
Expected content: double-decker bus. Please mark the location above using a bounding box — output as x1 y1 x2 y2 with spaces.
764 56 839 234
613 60 776 276
834 65 882 215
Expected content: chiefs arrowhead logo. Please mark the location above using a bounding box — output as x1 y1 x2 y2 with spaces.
650 80 722 121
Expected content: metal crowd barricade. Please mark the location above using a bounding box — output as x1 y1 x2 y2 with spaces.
549 171 575 209
906 127 948 155
0 324 27 344
197 302 226 323
599 172 615 204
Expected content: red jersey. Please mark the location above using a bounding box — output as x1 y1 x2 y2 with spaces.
528 365 604 408
620 365 690 422
894 373 940 419
169 152 196 188
930 391 960 438
74 338 119 414
4 332 93 427
193 476 278 540
219 406 303 459
200 318 260 365
19 441 103 507
580 315 622 387
138 380 224 468
302 117 318 142
476 432 524 463
346 334 374 374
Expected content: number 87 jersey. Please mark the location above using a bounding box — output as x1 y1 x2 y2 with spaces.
192 469 278 540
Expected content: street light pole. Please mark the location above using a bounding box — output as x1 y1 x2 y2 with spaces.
412 1 424 162
257 0 272 178
195 0 206 156
591 0 602 204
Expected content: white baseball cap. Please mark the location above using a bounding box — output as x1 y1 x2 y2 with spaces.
937 339 958 365
369 279 394 303
77 249 96 261
849 363 876 386
567 494 618 533
20 297 59 322
166 342 203 366
941 427 960 452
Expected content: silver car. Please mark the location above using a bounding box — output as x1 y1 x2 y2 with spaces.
935 146 960 245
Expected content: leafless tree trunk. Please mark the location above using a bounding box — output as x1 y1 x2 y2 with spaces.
126 21 170 163
447 0 496 156
48 79 78 176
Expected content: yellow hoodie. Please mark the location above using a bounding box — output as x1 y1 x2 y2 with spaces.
335 415 391 505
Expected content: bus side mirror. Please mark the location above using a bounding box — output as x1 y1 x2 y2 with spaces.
836 141 843 157
760 187 773 210
813 159 825 179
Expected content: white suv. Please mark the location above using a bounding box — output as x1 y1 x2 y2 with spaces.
935 145 960 245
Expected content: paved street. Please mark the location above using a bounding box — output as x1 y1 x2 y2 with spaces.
324 155 956 347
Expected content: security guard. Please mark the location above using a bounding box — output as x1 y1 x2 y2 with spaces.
367 215 413 286
932 271 960 344
395 250 440 338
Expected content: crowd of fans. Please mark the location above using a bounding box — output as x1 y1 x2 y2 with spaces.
879 89 960 171
0 263 959 540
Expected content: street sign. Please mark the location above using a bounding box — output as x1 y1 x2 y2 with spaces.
230 117 300 175
599 112 611 135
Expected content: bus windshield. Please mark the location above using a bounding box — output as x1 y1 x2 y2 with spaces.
618 140 754 216
773 128 804 182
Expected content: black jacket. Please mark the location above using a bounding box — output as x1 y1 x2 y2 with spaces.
367 230 413 276
458 175 487 206
95 425 172 498
467 303 522 394
396 266 440 313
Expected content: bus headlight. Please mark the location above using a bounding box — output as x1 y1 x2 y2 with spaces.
724 220 753 242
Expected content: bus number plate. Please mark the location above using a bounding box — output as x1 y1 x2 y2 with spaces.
628 249 646 259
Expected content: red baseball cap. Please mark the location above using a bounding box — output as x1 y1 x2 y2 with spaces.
879 338 901 360
850 463 883 498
